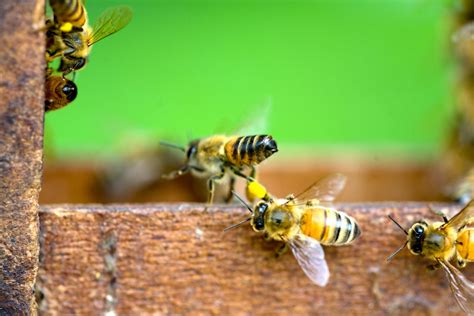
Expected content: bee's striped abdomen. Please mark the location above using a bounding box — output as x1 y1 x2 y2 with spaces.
224 135 278 167
301 208 361 246
457 228 474 262
50 0 87 29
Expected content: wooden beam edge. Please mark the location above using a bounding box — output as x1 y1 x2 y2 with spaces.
0 0 45 314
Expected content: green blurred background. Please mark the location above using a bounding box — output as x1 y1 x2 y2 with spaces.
45 0 453 159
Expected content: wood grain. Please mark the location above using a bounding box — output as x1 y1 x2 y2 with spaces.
38 203 474 315
0 0 44 314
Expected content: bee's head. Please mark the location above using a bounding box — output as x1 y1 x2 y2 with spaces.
251 201 268 232
260 135 278 159
407 221 428 255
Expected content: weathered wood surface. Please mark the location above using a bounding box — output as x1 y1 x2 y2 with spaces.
38 203 473 315
0 0 44 314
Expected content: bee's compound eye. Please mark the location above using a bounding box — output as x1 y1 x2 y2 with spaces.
414 225 424 236
409 224 425 254
252 203 268 231
257 203 268 214
411 244 423 254
62 81 77 101
254 219 265 231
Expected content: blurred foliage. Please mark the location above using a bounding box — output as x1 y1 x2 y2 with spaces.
45 0 453 159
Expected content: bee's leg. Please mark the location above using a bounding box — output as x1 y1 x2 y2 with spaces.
249 165 257 179
46 49 63 62
225 176 236 203
458 259 467 268
426 262 441 271
275 243 289 258
162 165 189 180
456 252 467 268
244 166 262 203
207 169 225 204
231 166 254 182
263 232 271 241
428 204 449 223
243 166 256 203
230 166 271 202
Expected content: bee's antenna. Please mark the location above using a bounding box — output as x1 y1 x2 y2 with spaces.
386 241 408 262
231 191 253 213
388 215 408 235
223 217 251 232
160 141 185 152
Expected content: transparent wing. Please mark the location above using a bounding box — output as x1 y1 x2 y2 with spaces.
233 97 272 135
441 200 474 232
88 6 133 46
289 235 329 287
286 173 347 206
439 260 474 315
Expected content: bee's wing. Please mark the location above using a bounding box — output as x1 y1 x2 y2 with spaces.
441 200 474 232
231 97 272 136
88 6 132 46
286 173 347 206
439 260 474 315
288 235 329 287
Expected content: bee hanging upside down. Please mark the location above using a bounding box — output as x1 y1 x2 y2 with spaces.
388 201 474 314
161 135 278 204
46 1 133 74
226 173 361 286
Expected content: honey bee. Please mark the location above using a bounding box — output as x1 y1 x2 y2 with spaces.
388 201 474 314
45 68 78 112
162 135 278 204
226 174 361 286
46 3 133 74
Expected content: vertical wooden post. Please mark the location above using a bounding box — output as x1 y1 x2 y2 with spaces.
0 0 44 314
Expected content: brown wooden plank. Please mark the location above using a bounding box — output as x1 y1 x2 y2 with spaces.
39 158 447 204
0 0 44 314
38 203 473 315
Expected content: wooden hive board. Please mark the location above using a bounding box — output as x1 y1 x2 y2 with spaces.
0 0 44 314
37 203 473 315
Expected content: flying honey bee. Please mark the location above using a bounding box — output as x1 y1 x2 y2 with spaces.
226 173 361 286
161 135 278 204
388 201 474 314
46 3 133 74
45 68 78 112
